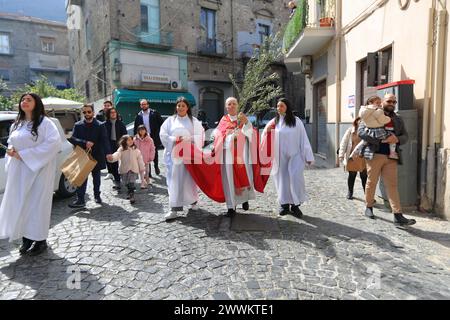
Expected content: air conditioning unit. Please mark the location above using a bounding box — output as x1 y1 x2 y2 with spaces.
301 56 313 75
170 80 180 90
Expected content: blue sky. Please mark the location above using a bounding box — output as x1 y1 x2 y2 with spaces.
0 0 66 22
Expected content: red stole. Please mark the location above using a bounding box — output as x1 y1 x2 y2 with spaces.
175 115 274 203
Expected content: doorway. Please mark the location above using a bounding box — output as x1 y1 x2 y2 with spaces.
314 80 328 156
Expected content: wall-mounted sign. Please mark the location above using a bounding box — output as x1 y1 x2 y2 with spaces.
347 95 355 109
141 73 170 84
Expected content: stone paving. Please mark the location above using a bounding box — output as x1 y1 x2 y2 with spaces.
1 151 450 300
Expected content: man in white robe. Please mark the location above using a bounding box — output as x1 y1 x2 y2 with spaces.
217 97 255 217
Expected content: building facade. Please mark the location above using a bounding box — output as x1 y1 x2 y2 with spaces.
0 12 71 94
284 0 450 219
66 0 305 125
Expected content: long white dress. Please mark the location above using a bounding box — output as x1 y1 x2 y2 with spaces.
0 117 62 242
263 116 314 206
221 115 256 209
160 115 204 208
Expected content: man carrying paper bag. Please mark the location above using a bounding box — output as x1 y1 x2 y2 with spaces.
67 104 112 208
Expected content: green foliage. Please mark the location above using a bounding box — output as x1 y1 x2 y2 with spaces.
282 0 308 54
229 31 284 115
0 79 14 111
11 76 85 104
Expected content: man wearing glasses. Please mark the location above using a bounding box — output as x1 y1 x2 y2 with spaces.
68 104 113 208
358 94 416 227
133 99 164 176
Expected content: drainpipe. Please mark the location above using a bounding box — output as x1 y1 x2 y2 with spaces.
431 8 448 211
420 5 436 211
433 9 447 146
335 0 342 167
231 0 235 96
102 48 107 97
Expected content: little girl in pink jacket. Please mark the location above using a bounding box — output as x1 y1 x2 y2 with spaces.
134 125 156 188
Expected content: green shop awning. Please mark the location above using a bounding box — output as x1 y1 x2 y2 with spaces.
113 89 196 125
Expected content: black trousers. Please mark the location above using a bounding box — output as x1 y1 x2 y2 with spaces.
77 168 101 200
348 170 368 193
107 140 120 182
153 149 159 172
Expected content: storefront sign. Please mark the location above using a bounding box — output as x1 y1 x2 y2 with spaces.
141 73 170 84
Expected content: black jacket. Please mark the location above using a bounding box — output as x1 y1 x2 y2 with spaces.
96 110 106 123
358 112 408 164
68 119 111 171
96 109 122 123
105 119 128 151
133 109 164 148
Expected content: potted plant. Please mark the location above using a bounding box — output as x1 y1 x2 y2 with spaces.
319 17 334 27
317 0 334 27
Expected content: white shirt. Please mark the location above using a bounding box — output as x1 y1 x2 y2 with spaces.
142 110 151 134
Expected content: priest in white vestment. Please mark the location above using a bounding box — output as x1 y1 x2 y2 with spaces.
215 97 256 217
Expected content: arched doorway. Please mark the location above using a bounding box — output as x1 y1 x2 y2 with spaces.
199 87 224 127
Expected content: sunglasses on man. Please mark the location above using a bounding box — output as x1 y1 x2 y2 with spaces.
386 100 397 104
82 110 93 114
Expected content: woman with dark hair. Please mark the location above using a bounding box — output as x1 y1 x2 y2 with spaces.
261 98 314 217
339 117 368 199
0 93 62 256
105 107 127 190
159 97 204 221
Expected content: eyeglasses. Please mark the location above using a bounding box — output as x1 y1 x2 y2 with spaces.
82 111 93 114
386 100 397 104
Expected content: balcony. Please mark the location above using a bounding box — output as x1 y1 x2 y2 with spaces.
138 31 173 50
283 0 336 68
197 38 227 57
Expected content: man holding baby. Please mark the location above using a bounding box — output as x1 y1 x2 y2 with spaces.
358 94 416 227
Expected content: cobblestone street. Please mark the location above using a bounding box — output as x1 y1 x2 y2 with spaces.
1 152 450 300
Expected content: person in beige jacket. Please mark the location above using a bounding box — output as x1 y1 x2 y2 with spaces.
339 117 367 200
108 135 145 204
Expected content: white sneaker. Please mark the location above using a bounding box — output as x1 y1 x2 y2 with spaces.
164 210 178 221
190 204 199 211
106 173 113 180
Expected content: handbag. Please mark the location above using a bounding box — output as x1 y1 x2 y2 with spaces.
60 146 98 187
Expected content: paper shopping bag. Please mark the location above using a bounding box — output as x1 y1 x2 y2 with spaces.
60 146 97 187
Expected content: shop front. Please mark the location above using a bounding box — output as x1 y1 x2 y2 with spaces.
113 88 196 125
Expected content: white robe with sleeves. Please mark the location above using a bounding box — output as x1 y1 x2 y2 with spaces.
264 116 314 206
160 115 204 208
0 117 62 241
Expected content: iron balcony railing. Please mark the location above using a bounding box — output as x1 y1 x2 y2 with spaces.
138 30 174 48
197 38 227 57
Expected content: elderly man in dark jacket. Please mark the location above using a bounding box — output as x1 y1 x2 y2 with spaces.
68 104 112 208
358 94 416 227
133 99 165 176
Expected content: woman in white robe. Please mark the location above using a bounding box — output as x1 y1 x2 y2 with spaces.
0 93 62 255
160 97 204 221
262 98 314 217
